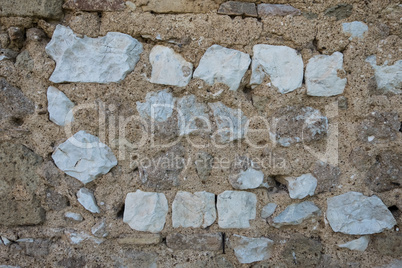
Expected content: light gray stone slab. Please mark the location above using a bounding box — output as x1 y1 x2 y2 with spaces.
261 203 277 219
217 191 257 228
47 86 74 126
338 236 369 252
231 235 274 264
285 173 317 199
366 55 402 94
77 188 100 213
177 95 209 136
136 89 175 122
272 201 320 228
342 21 368 40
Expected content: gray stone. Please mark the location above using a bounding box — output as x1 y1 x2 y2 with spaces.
150 45 193 87
172 191 216 228
231 235 274 264
209 102 248 143
177 95 210 136
217 190 257 228
272 201 321 228
64 230 104 244
137 89 175 123
193 45 251 91
257 4 301 17
326 192 396 235
0 0 63 19
166 233 222 251
46 25 143 83
338 236 370 252
63 0 125 11
357 112 400 143
261 203 277 219
194 152 213 182
217 1 258 17
365 151 401 192
64 212 83 222
312 161 341 193
123 190 168 233
250 45 303 94
0 49 18 61
284 173 317 199
378 260 402 268
324 4 353 20
272 106 328 147
342 21 368 40
77 188 100 213
306 52 347 96
0 143 45 226
366 56 402 94
91 219 108 238
47 86 75 126
282 235 322 267
52 130 118 184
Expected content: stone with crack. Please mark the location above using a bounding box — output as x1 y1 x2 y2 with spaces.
77 188 100 213
366 55 402 94
172 191 216 228
123 190 168 233
47 86 74 126
272 201 321 228
231 235 274 264
193 45 251 91
150 45 193 87
326 191 396 235
250 45 303 94
52 130 117 184
217 191 257 228
305 52 347 96
46 25 143 83
284 173 317 199
177 95 210 136
338 236 369 252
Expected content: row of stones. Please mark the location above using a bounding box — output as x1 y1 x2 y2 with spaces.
45 24 401 96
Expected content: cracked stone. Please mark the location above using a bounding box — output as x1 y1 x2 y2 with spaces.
46 25 143 83
77 188 100 213
338 236 370 252
272 201 321 228
217 191 257 228
217 1 258 17
52 130 117 184
257 4 301 17
231 235 274 264
47 86 75 126
326 192 396 235
366 55 402 94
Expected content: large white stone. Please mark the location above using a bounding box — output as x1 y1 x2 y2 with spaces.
77 188 100 213
209 102 248 143
172 191 216 228
123 190 168 233
45 25 143 83
261 203 277 219
193 45 251 91
366 55 402 94
231 168 265 189
177 95 209 136
326 191 396 235
150 45 193 87
285 173 317 199
272 201 320 228
342 21 368 40
52 130 117 184
250 45 304 94
217 191 257 228
136 89 175 122
231 235 274 264
47 86 74 126
305 52 347 96
338 236 369 252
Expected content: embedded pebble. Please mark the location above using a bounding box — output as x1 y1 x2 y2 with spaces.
338 236 370 252
217 191 257 228
366 55 402 94
176 95 209 136
76 188 100 213
257 4 301 16
47 86 74 126
91 220 108 238
64 212 83 222
285 173 317 199
272 201 321 228
342 21 368 40
136 89 175 122
261 203 277 219
231 235 274 264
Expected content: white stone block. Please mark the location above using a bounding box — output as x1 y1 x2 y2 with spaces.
231 235 274 264
64 212 83 222
217 191 257 228
272 201 320 228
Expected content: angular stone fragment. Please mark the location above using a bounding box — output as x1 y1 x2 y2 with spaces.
261 203 277 219
63 0 125 11
357 112 400 143
172 191 216 228
217 191 257 228
91 220 108 238
47 86 74 126
250 45 304 94
65 230 104 244
272 201 321 228
193 45 251 91
209 102 248 143
166 233 222 251
284 173 317 199
123 190 168 233
177 95 210 136
136 89 175 123
0 143 45 226
338 236 369 252
257 4 301 17
218 1 258 17
150 45 193 87
52 131 117 184
306 52 347 96
312 161 340 193
194 152 213 182
46 25 143 83
366 55 402 94
77 188 100 213
0 0 63 19
116 234 161 245
342 21 368 40
64 212 83 222
231 235 274 264
365 151 401 192
272 106 328 147
326 192 396 235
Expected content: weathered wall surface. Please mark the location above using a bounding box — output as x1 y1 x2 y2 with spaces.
0 0 401 267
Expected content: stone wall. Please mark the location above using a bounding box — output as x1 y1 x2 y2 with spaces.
0 0 401 267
